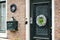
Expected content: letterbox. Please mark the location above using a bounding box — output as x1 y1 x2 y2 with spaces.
7 21 18 31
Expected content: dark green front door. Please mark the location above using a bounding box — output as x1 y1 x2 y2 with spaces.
30 0 52 40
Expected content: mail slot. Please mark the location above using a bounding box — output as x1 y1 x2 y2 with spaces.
7 21 18 31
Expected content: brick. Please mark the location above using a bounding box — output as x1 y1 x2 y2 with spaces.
7 0 26 40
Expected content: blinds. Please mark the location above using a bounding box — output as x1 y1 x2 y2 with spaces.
0 3 6 33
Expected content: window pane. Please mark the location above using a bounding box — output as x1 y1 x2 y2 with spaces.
0 0 6 1
0 4 2 30
0 3 6 33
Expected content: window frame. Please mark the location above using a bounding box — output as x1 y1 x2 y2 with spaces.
0 0 7 38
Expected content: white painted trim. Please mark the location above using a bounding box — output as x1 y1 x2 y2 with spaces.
0 38 8 40
0 33 7 37
26 0 30 40
52 0 54 40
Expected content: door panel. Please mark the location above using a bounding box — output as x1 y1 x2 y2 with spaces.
35 5 49 36
30 1 52 40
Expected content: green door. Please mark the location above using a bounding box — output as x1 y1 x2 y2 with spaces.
30 0 52 40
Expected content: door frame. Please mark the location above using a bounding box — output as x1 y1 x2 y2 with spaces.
26 0 54 40
26 0 30 40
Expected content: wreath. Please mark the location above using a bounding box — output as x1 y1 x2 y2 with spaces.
36 15 47 26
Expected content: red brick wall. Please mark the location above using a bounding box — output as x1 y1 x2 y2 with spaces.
55 0 60 40
7 0 26 40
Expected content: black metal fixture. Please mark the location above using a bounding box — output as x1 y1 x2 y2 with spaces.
10 4 17 13
7 17 18 31
25 21 28 24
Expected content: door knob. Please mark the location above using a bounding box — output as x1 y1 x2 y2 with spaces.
25 21 28 24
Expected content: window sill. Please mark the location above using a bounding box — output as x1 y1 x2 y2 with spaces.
0 38 8 40
0 33 7 37
0 31 7 38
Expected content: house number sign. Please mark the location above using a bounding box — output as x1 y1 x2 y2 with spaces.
36 15 47 27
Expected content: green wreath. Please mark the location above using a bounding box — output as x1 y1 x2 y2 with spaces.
36 15 47 26
38 17 44 25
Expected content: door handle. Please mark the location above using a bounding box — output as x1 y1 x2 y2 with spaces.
25 17 32 24
30 17 33 24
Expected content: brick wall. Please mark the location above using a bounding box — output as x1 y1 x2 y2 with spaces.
7 0 26 40
55 0 60 40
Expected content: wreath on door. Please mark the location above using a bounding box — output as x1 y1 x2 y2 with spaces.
36 15 47 27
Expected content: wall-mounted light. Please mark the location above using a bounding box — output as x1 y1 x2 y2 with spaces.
10 4 17 13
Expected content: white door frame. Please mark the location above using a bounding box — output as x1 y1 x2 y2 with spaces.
26 0 54 40
26 0 30 40
52 0 54 40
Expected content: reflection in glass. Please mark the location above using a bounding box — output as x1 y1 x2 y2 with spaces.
0 3 6 33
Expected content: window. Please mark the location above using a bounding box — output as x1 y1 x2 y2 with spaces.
0 0 6 37
0 3 6 33
0 0 6 1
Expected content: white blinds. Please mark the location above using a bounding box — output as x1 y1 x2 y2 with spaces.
0 3 6 33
